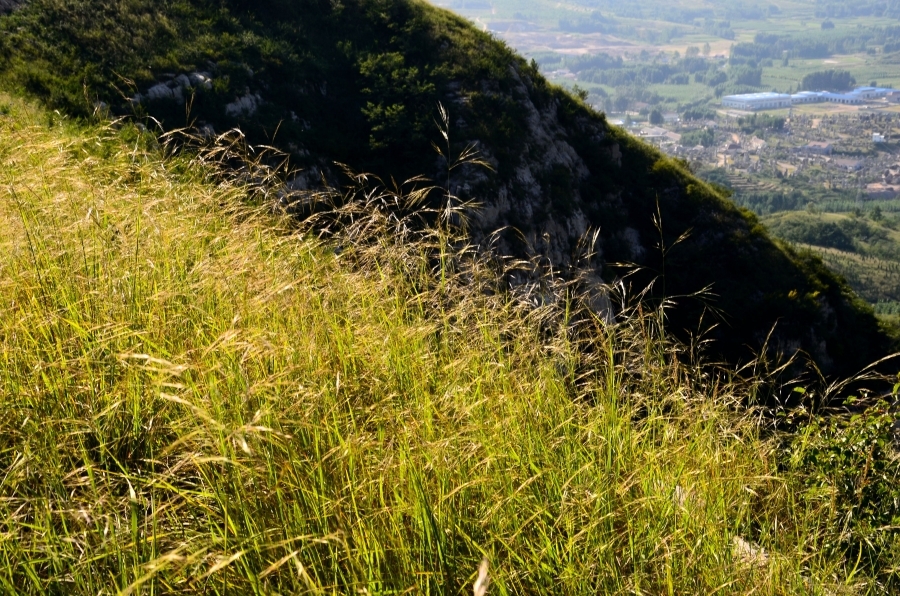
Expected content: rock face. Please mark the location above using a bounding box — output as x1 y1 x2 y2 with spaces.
443 61 887 378
466 65 594 268
224 92 262 117
0 0 23 14
1 0 895 377
131 73 212 105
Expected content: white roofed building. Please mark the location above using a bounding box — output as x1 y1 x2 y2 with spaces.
723 87 900 111
790 91 823 104
722 92 792 111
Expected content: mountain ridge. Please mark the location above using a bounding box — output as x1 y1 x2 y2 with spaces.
1 0 895 377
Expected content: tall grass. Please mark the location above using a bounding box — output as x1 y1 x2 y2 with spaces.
0 94 878 594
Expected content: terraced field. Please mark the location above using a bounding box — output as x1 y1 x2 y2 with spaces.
799 244 900 303
762 211 900 307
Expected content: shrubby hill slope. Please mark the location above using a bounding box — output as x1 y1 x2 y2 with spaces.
1 0 896 375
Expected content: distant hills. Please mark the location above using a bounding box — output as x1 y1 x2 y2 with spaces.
1 0 896 377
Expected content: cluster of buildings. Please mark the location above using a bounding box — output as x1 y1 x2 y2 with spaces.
635 126 682 144
867 162 900 199
721 87 900 111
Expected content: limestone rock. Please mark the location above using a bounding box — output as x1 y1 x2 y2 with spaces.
131 72 212 105
225 93 263 118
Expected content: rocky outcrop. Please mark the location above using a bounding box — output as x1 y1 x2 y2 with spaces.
225 92 262 117
438 60 890 377
131 72 212 105
131 72 265 129
0 0 24 14
464 65 594 269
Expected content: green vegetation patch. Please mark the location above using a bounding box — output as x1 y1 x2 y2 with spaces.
0 0 518 181
792 244 900 304
801 68 857 90
760 212 900 304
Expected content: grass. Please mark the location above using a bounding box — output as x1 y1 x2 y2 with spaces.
646 82 714 103
765 212 900 244
0 93 898 594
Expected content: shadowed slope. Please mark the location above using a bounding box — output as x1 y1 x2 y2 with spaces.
0 0 895 376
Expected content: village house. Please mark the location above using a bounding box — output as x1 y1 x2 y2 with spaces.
866 183 899 199
637 126 681 145
720 141 742 156
746 136 767 152
792 141 833 155
830 157 864 172
663 112 680 123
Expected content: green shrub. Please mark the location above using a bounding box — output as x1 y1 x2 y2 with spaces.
766 218 855 251
784 396 900 588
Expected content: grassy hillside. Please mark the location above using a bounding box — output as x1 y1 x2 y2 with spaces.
3 91 900 594
0 0 504 180
763 212 900 260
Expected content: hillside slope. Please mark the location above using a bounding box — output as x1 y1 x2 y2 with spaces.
4 91 900 594
1 0 896 375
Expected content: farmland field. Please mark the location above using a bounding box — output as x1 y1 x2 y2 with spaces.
795 244 900 303
432 0 900 105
